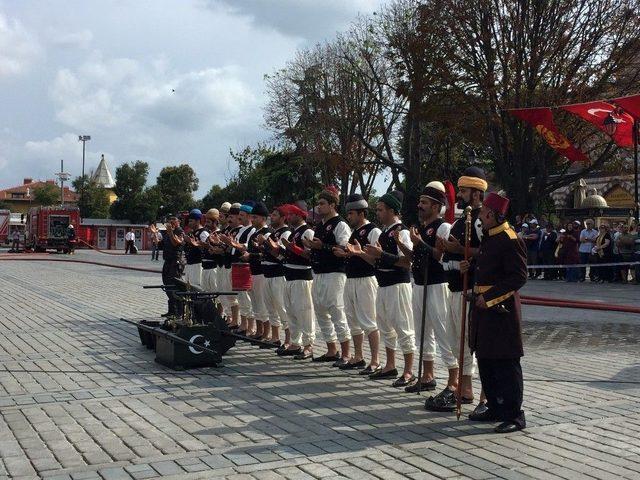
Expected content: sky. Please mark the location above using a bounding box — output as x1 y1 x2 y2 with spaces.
0 0 385 197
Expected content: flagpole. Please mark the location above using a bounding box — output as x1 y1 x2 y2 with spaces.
634 119 639 223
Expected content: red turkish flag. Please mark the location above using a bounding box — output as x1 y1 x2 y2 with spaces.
509 108 589 163
561 101 634 148
612 94 640 120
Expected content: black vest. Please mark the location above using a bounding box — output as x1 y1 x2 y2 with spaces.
345 223 377 278
185 227 205 265
284 223 313 281
223 226 240 268
202 228 221 269
231 225 254 264
443 207 482 291
311 215 347 274
375 222 411 287
262 226 291 278
412 218 447 286
248 226 270 275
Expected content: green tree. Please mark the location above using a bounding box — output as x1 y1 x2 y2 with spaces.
110 161 152 223
72 176 110 218
156 164 199 214
200 184 226 211
33 183 61 206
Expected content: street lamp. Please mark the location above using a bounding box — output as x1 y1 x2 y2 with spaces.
55 159 71 206
78 135 91 178
78 135 91 212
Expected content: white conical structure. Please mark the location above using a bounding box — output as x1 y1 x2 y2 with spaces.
91 154 115 189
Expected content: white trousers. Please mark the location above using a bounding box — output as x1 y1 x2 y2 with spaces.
219 267 238 310
313 272 350 344
412 283 457 369
376 282 415 354
183 263 202 288
248 274 268 322
344 276 378 336
447 290 477 377
201 267 217 293
264 275 288 329
237 290 252 317
284 279 315 346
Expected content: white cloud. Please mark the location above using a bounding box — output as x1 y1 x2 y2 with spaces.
210 0 380 41
46 28 93 49
49 55 258 132
0 12 40 76
25 132 114 176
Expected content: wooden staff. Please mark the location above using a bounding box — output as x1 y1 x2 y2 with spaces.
456 206 472 420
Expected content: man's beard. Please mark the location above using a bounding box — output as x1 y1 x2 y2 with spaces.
456 198 469 209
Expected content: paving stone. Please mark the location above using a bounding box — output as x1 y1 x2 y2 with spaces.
1 254 639 480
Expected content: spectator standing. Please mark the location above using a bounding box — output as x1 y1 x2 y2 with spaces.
559 223 580 282
617 224 635 283
10 230 20 252
592 224 613 283
540 223 558 280
124 228 136 254
611 223 623 282
578 219 598 281
149 223 161 261
523 219 541 278
514 215 523 233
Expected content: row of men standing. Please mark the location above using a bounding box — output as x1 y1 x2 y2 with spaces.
159 167 528 433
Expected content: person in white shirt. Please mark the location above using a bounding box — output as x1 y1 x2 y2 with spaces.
303 187 352 366
270 203 316 360
220 204 255 334
124 229 136 254
333 194 382 373
354 191 416 387
579 219 598 281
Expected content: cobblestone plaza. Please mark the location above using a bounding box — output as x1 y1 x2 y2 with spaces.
1 252 639 480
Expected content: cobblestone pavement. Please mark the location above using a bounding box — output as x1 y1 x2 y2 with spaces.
1 251 639 480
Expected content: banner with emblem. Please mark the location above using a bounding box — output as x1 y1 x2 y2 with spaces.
509 107 589 163
612 94 640 120
561 101 634 148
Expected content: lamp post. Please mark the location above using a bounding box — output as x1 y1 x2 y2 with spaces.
55 159 71 206
78 135 91 211
634 120 639 223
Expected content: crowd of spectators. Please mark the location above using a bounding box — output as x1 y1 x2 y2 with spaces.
513 214 640 284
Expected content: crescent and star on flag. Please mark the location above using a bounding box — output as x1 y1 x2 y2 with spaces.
507 94 640 162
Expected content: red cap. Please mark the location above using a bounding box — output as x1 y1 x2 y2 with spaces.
484 192 510 216
276 204 290 216
287 204 308 219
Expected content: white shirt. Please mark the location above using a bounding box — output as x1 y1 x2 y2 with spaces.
125 232 135 241
579 228 598 253
197 229 210 243
361 221 382 246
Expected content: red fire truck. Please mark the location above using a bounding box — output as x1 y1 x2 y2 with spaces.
26 205 80 252
0 209 9 244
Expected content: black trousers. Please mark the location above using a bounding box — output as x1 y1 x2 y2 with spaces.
477 357 526 428
162 260 180 315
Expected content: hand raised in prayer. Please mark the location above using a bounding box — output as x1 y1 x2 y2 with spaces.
363 241 383 259
409 226 422 246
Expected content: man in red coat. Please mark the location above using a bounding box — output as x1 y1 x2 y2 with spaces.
461 192 528 433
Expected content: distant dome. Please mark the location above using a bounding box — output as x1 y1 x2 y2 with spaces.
581 194 608 208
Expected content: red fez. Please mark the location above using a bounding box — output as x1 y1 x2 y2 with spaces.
484 192 510 215
290 205 308 218
276 204 290 216
282 204 307 219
